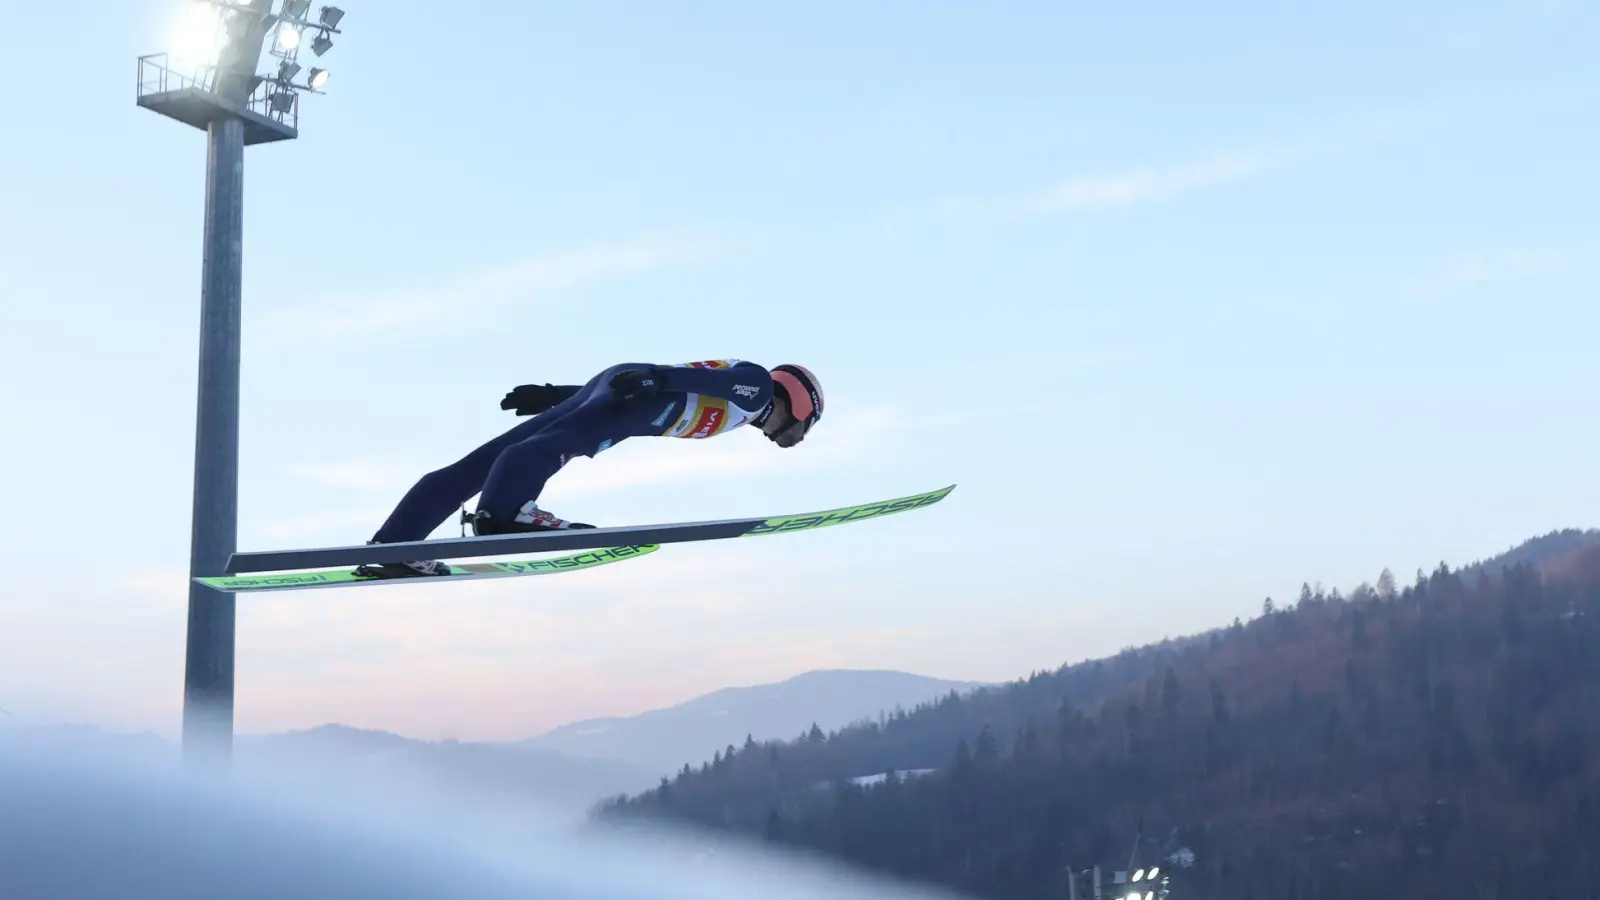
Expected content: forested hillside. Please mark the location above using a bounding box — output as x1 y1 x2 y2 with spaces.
598 530 1600 900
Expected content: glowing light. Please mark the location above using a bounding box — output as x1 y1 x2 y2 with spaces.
276 25 301 51
170 2 227 71
308 68 330 90
1132 869 1145 882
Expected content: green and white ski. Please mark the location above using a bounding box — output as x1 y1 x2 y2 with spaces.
196 544 659 593
222 484 956 576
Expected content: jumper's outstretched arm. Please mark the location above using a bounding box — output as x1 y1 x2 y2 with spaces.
658 361 773 409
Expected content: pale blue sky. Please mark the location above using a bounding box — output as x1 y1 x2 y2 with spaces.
1 0 1596 740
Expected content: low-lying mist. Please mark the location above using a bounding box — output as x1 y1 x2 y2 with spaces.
0 728 968 900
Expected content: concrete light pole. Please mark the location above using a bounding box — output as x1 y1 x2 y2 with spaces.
136 0 346 771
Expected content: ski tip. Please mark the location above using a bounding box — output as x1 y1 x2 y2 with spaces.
747 483 956 537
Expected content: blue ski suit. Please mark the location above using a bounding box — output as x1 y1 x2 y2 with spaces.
372 360 775 543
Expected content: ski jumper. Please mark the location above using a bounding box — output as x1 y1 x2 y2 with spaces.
371 360 775 544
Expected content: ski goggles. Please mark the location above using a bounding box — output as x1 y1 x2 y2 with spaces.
766 416 810 446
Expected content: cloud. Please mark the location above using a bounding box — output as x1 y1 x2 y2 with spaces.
247 505 397 544
248 461 434 543
1444 0 1576 48
933 346 1152 385
926 141 1305 224
115 569 193 607
928 140 1299 225
1434 247 1577 287
1025 144 1298 214
1403 245 1585 299
259 232 748 342
285 461 425 492
931 107 1440 225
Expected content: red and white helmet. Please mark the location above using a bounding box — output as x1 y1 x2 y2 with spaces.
771 363 824 429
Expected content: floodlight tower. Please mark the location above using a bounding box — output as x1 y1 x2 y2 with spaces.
136 0 347 771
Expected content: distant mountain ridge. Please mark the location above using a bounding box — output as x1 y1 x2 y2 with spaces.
222 669 987 811
1459 527 1600 581
1 669 984 819
233 723 662 818
242 722 416 759
521 669 991 776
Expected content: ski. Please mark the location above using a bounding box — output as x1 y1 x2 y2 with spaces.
221 484 955 575
196 544 659 594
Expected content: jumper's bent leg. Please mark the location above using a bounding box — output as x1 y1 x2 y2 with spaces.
476 397 669 527
371 363 664 542
475 425 603 526
370 416 551 544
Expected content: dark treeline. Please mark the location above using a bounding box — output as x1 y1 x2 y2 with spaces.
597 530 1600 899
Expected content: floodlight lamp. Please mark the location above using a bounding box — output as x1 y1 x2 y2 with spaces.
308 67 330 90
268 90 294 113
280 0 312 21
276 25 301 51
1144 893 1154 900
1132 869 1144 882
319 6 345 28
1147 867 1159 879
172 1 227 68
277 60 301 82
311 33 333 55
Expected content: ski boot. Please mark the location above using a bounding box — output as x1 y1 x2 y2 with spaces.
465 501 598 535
353 540 453 580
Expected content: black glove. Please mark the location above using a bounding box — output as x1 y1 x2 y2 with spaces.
608 367 667 400
501 383 565 416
